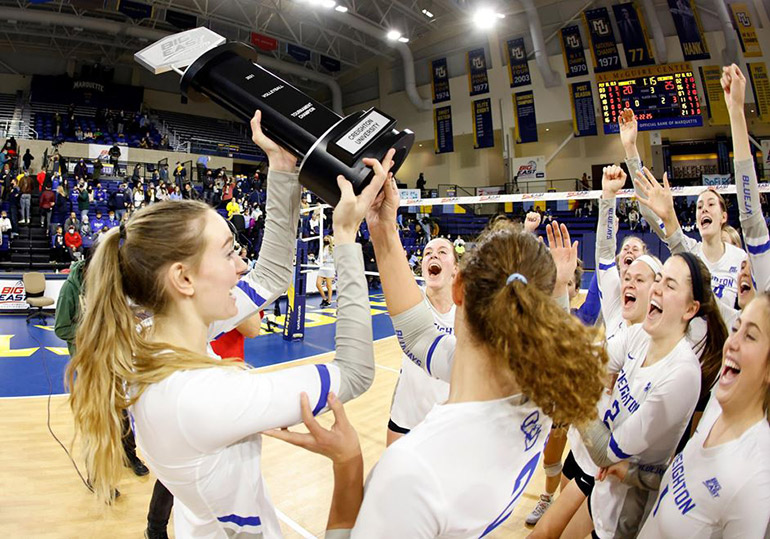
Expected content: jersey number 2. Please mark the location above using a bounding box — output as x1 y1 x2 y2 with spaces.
480 452 540 537
603 400 620 428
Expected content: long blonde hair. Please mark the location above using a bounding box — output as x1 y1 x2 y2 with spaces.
66 200 241 504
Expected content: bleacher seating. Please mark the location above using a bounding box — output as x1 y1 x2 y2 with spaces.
154 110 262 160
0 93 17 123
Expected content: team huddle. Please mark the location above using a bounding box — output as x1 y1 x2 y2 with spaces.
66 65 769 538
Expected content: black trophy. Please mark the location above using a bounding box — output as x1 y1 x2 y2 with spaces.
135 27 414 206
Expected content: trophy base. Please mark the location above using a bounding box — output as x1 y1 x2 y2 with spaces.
299 108 414 206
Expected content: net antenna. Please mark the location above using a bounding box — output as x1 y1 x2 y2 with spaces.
134 27 226 76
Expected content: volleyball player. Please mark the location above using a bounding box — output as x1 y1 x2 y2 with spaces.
386 236 457 446
65 112 391 537
269 171 607 537
565 253 725 538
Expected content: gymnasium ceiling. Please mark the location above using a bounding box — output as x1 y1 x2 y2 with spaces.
0 0 765 102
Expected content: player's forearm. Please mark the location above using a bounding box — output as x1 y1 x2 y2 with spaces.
327 455 364 533
369 224 424 316
728 106 751 162
596 198 618 262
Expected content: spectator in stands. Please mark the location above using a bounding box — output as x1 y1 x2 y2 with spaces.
2 135 17 154
133 184 145 209
64 224 83 261
628 206 640 231
1 163 11 199
168 185 182 201
173 161 183 187
581 172 590 190
92 158 103 182
416 172 426 193
64 211 80 233
108 143 121 176
21 149 33 172
39 184 55 234
91 211 106 232
110 183 128 221
196 155 210 182
19 172 32 225
51 225 67 262
78 184 91 222
131 163 142 184
146 186 157 205
72 159 86 183
53 185 69 231
0 210 11 245
156 184 169 202
202 170 215 205
159 163 169 183
159 134 169 150
116 111 125 135
106 210 118 229
8 179 19 236
182 182 197 200
54 113 62 137
226 197 241 218
93 182 106 204
80 216 93 247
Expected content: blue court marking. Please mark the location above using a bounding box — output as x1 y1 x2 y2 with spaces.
0 291 396 398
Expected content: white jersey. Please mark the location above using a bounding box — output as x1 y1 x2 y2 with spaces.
638 397 770 539
591 325 701 539
352 394 551 538
665 230 747 309
390 293 455 430
131 365 342 538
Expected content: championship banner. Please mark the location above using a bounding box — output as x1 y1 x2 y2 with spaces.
667 0 710 60
431 58 451 103
570 82 598 137
730 3 762 58
699 65 729 126
472 98 494 149
612 3 655 67
582 7 622 73
560 25 589 78
506 38 532 88
287 44 311 63
433 106 454 154
748 63 770 121
467 48 490 96
513 91 538 144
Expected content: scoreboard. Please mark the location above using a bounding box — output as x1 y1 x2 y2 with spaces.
597 62 703 134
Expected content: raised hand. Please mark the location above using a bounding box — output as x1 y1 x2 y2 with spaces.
618 108 638 156
263 392 362 465
333 149 395 242
250 110 297 172
546 221 579 290
633 167 676 224
602 164 627 198
523 211 542 233
364 149 400 234
721 64 746 115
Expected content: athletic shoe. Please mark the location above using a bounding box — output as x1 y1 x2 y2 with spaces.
525 494 553 526
319 300 330 308
130 458 150 477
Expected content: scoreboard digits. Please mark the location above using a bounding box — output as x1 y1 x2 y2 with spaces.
597 62 703 134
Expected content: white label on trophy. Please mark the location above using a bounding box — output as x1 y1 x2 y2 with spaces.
336 111 390 155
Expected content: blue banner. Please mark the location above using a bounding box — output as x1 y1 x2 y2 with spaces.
433 106 454 154
560 25 589 78
506 38 531 88
514 91 538 144
320 55 341 72
467 48 490 96
667 0 710 60
583 7 622 72
612 3 655 66
118 0 152 20
431 58 451 103
287 44 311 63
569 82 598 137
165 9 196 29
472 98 494 149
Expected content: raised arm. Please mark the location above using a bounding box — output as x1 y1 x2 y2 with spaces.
596 165 626 328
619 108 667 241
723 64 770 293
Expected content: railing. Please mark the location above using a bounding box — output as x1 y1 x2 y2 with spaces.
0 118 37 140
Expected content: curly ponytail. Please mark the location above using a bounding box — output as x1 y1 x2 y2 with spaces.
461 224 607 426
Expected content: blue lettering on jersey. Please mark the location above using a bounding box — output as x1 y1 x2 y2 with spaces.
480 452 540 537
644 382 651 393
615 369 640 414
703 477 721 498
728 266 738 274
712 276 734 299
395 329 422 367
521 411 542 451
669 453 697 515
741 175 752 214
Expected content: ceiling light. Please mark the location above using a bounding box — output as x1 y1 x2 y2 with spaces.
473 7 502 29
320 0 336 8
398 36 410 43
421 9 434 18
387 30 402 41
335 5 348 12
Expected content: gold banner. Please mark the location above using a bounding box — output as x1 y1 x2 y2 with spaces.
730 3 762 57
748 63 770 121
699 65 729 125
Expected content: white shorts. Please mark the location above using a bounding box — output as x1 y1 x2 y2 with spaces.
389 355 449 431
317 267 335 279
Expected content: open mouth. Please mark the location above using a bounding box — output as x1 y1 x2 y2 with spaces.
647 299 662 321
623 291 637 308
427 261 442 276
623 255 634 267
700 216 713 228
739 280 752 294
720 357 741 386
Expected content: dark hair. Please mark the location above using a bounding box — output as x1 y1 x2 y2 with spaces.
460 223 606 425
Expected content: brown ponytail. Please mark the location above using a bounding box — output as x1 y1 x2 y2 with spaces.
460 223 607 426
66 201 242 504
